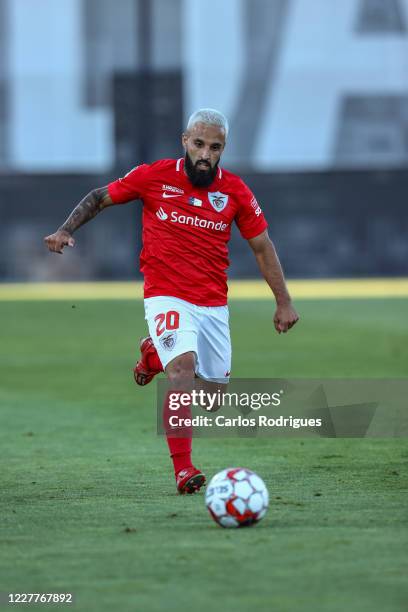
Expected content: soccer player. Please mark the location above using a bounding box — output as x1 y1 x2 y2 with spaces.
44 109 299 494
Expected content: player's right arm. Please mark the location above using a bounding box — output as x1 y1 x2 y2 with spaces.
44 186 114 254
44 164 149 254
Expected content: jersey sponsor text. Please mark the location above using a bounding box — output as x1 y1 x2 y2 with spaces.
170 210 228 232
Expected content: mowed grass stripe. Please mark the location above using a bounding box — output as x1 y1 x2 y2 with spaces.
0 278 408 301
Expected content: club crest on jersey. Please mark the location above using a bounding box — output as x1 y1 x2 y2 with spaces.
159 332 177 351
208 191 229 212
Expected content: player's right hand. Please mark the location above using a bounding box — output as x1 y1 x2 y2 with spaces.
44 230 75 254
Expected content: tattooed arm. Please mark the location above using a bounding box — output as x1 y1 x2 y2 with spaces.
44 186 113 254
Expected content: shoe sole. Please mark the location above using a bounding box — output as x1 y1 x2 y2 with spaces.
179 473 206 495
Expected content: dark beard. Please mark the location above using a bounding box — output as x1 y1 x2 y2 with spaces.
184 152 218 187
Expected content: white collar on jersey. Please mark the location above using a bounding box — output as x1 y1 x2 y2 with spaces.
176 157 222 179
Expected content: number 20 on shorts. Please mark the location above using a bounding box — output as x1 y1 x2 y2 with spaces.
154 311 180 337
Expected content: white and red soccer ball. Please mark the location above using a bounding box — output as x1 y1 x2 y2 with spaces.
205 467 269 528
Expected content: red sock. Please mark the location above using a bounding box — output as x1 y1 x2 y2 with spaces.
163 391 193 476
147 345 163 373
167 437 193 475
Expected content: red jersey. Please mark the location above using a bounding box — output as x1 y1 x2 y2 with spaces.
108 158 267 306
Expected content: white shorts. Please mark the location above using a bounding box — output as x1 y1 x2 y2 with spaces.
144 296 231 384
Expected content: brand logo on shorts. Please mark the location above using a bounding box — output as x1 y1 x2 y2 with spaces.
208 191 229 212
156 207 168 220
159 332 177 351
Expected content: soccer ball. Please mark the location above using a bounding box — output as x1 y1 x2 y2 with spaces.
205 467 269 528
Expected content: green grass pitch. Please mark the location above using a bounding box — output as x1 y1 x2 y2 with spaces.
1 298 407 611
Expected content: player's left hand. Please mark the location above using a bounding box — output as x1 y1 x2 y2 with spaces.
273 303 299 334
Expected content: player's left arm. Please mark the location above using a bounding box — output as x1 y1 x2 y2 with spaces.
248 229 299 334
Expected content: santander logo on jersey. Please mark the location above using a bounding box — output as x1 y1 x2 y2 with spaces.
156 207 168 220
156 208 228 232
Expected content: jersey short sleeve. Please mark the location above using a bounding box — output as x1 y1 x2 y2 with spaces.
234 180 268 239
107 164 150 204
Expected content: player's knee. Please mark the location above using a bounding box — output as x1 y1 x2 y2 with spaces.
166 352 195 388
197 381 227 412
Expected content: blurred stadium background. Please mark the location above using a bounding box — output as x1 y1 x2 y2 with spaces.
1 0 407 284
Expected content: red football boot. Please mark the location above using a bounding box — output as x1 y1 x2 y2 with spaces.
176 467 206 494
133 336 162 386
